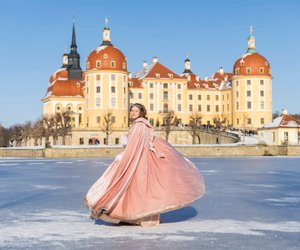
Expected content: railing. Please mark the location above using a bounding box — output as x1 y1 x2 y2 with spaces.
158 125 240 141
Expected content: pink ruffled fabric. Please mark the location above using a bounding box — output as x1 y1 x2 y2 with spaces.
85 117 205 226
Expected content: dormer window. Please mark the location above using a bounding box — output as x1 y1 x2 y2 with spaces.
235 68 240 75
168 73 173 79
246 67 251 74
240 60 244 66
155 73 160 78
110 61 116 68
86 62 90 70
122 61 127 70
103 53 108 59
265 61 268 66
96 60 101 68
259 67 264 74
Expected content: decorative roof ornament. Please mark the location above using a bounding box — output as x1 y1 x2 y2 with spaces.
183 55 192 74
101 17 113 46
250 26 253 36
247 26 256 54
105 17 109 28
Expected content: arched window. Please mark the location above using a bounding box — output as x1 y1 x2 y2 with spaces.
122 61 127 70
56 105 61 113
110 61 116 68
96 60 101 68
259 67 264 74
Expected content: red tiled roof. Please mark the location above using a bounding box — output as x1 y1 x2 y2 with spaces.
142 62 184 79
87 45 127 72
280 115 300 127
129 77 143 88
43 69 85 99
48 79 84 97
233 53 271 76
186 72 231 90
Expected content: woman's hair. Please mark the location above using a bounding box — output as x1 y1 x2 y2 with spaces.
130 103 148 119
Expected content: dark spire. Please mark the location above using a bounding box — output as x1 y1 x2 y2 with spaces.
70 21 77 53
68 20 82 80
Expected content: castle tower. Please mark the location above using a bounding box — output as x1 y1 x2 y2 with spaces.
231 27 272 130
84 19 129 129
68 21 82 80
42 21 85 133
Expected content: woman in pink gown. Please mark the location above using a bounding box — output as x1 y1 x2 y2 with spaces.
85 103 205 227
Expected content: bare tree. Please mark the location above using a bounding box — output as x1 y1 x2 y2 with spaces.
21 121 33 146
213 116 227 144
189 113 202 144
51 114 63 145
59 111 72 145
43 115 55 147
10 125 23 146
0 124 8 147
102 111 113 145
32 118 45 146
160 111 177 142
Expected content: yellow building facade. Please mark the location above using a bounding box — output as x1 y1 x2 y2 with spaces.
42 22 273 145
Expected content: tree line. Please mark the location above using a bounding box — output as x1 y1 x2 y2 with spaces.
0 112 72 147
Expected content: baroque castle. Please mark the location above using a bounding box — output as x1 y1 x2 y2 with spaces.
42 21 272 145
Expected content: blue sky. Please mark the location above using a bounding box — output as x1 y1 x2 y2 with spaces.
0 0 299 128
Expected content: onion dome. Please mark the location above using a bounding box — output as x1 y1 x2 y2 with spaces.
86 19 127 72
233 27 271 76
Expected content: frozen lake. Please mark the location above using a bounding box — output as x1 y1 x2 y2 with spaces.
0 157 300 250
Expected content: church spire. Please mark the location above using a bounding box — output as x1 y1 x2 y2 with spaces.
68 20 82 80
247 26 256 53
70 20 77 53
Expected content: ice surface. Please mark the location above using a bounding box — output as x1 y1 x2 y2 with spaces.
0 157 300 249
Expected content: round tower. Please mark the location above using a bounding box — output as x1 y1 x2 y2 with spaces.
231 27 272 130
84 19 129 129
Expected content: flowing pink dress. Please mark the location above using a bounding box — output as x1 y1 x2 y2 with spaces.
85 117 205 226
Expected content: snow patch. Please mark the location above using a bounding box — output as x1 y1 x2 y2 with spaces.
266 197 300 203
31 185 65 190
1 209 300 248
0 163 19 166
247 184 278 188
